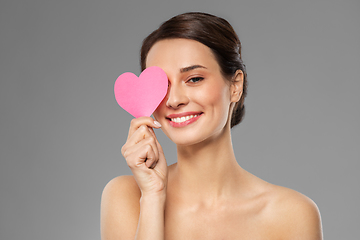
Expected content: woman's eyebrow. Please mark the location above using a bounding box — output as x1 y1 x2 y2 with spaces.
180 65 207 73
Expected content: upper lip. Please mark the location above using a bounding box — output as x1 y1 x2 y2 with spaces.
166 111 203 119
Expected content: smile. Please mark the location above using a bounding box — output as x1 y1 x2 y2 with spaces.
166 112 203 128
171 114 200 123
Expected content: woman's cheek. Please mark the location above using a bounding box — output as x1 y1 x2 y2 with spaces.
200 82 224 105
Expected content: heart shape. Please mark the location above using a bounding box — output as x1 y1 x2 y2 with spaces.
114 66 168 118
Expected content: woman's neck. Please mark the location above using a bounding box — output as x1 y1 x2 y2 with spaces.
172 125 244 206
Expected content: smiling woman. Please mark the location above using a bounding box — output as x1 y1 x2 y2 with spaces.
146 38 242 145
141 12 248 128
101 12 323 240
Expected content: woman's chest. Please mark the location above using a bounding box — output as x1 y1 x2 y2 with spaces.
164 202 273 240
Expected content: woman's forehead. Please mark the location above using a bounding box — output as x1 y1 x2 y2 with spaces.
145 38 219 71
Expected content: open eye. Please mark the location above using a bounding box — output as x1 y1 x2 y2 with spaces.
187 77 204 83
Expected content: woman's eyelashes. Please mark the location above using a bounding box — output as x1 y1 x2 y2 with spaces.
187 77 204 83
166 76 204 87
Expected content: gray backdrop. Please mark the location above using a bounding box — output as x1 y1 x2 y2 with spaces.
1 0 359 239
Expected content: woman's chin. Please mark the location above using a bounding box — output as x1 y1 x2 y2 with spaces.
166 132 209 147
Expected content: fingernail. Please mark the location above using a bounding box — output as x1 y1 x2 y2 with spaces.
154 121 162 128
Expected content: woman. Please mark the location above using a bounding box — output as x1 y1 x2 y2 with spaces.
101 12 323 239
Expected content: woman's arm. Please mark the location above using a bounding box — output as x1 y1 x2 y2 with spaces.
101 176 140 239
136 192 166 239
101 176 166 240
101 117 168 240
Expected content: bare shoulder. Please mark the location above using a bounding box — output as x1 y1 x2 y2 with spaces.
102 175 140 198
101 175 141 240
264 184 323 240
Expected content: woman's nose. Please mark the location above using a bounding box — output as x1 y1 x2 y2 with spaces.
166 83 189 109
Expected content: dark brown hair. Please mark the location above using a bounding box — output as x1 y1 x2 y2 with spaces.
141 12 248 128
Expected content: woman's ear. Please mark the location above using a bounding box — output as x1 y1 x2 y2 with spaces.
230 70 244 103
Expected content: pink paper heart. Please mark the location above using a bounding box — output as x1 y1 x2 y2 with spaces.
114 66 168 118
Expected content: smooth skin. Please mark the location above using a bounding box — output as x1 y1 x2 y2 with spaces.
101 39 323 240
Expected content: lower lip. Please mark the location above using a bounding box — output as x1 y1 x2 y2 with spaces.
168 114 202 128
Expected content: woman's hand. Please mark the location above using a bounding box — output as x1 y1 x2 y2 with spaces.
121 117 168 197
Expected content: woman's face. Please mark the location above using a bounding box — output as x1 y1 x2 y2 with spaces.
146 38 238 146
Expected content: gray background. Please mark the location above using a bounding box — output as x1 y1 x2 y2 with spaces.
1 0 359 239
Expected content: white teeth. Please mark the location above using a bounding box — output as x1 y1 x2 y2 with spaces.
171 114 199 123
